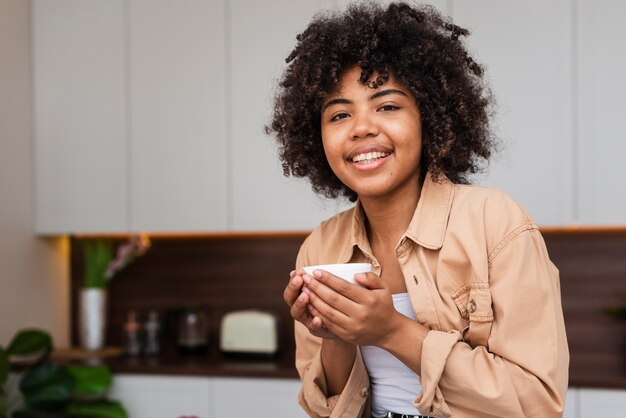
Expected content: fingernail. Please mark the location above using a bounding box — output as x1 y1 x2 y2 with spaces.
291 276 299 286
298 293 307 302
303 274 311 284
355 273 366 280
289 270 296 278
313 270 322 278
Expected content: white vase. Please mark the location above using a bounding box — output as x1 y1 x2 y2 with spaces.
79 288 107 351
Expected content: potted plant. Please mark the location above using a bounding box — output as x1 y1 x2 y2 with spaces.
0 329 128 418
79 235 150 351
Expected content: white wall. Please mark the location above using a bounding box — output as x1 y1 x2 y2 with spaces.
0 0 69 347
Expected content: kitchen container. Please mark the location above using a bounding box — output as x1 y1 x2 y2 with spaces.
219 310 278 357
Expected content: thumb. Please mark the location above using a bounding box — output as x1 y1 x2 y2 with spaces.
354 272 385 290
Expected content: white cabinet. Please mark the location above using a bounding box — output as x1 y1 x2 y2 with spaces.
33 0 228 234
451 0 575 226
579 388 626 418
33 0 128 233
109 374 212 418
576 0 626 225
213 377 307 417
32 0 626 232
563 388 626 418
109 375 626 418
129 0 228 232
229 0 345 231
109 375 305 418
564 388 579 418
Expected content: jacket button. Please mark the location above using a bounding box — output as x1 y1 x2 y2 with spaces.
360 387 369 398
467 299 477 314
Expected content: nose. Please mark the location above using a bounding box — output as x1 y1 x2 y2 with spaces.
350 112 379 139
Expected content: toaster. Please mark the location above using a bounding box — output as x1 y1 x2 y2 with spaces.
219 310 278 356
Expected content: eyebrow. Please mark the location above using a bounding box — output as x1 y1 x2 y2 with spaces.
322 89 408 111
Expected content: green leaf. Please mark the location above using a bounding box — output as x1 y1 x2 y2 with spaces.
82 240 113 289
65 366 111 396
7 330 52 357
12 408 64 418
20 363 75 409
66 400 128 418
0 348 8 385
0 388 6 416
23 384 73 409
20 364 62 390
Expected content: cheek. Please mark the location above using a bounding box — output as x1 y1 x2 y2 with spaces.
321 132 342 164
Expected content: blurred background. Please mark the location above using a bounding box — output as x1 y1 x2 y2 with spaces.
1 0 625 417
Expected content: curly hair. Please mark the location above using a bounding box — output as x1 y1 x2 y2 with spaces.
267 1 496 202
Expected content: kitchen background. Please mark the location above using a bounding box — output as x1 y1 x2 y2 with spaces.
1 0 626 417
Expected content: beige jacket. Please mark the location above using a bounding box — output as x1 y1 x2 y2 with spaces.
294 175 569 418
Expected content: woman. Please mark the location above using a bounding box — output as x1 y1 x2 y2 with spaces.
268 3 569 417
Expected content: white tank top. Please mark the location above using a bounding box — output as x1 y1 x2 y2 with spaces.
360 293 422 417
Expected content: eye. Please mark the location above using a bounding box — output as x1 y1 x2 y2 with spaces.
330 112 350 122
378 104 400 112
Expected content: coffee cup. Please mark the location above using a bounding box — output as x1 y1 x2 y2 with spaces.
302 263 372 284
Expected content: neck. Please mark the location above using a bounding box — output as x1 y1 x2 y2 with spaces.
360 182 422 248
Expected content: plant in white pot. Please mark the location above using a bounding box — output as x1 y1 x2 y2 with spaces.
80 236 150 351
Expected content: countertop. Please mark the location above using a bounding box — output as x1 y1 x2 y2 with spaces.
52 347 299 379
51 347 626 389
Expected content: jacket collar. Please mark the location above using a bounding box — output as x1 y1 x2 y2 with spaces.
340 173 455 261
405 173 455 250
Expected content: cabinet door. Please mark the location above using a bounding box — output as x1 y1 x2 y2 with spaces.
230 0 352 231
129 0 228 232
579 388 626 417
213 377 307 417
452 0 574 226
577 0 626 225
33 0 128 233
109 374 212 418
564 388 579 418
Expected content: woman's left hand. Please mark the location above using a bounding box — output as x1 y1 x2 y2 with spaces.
302 270 401 347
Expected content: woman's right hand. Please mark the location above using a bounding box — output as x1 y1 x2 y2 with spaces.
284 269 338 339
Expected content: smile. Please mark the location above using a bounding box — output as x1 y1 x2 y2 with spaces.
350 151 391 164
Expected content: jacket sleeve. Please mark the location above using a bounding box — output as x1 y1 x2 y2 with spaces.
293 236 371 418
414 227 569 417
295 322 370 417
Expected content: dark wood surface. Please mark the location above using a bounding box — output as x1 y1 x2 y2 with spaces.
544 231 626 388
70 234 306 378
69 230 626 387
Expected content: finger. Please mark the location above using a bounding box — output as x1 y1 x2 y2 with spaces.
307 285 351 329
307 301 348 338
290 268 306 279
310 312 324 329
290 291 312 321
283 273 304 306
304 270 359 300
354 272 386 290
306 272 358 312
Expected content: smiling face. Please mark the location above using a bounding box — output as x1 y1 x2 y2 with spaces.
321 67 423 202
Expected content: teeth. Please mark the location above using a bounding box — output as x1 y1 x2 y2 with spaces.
351 151 390 163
